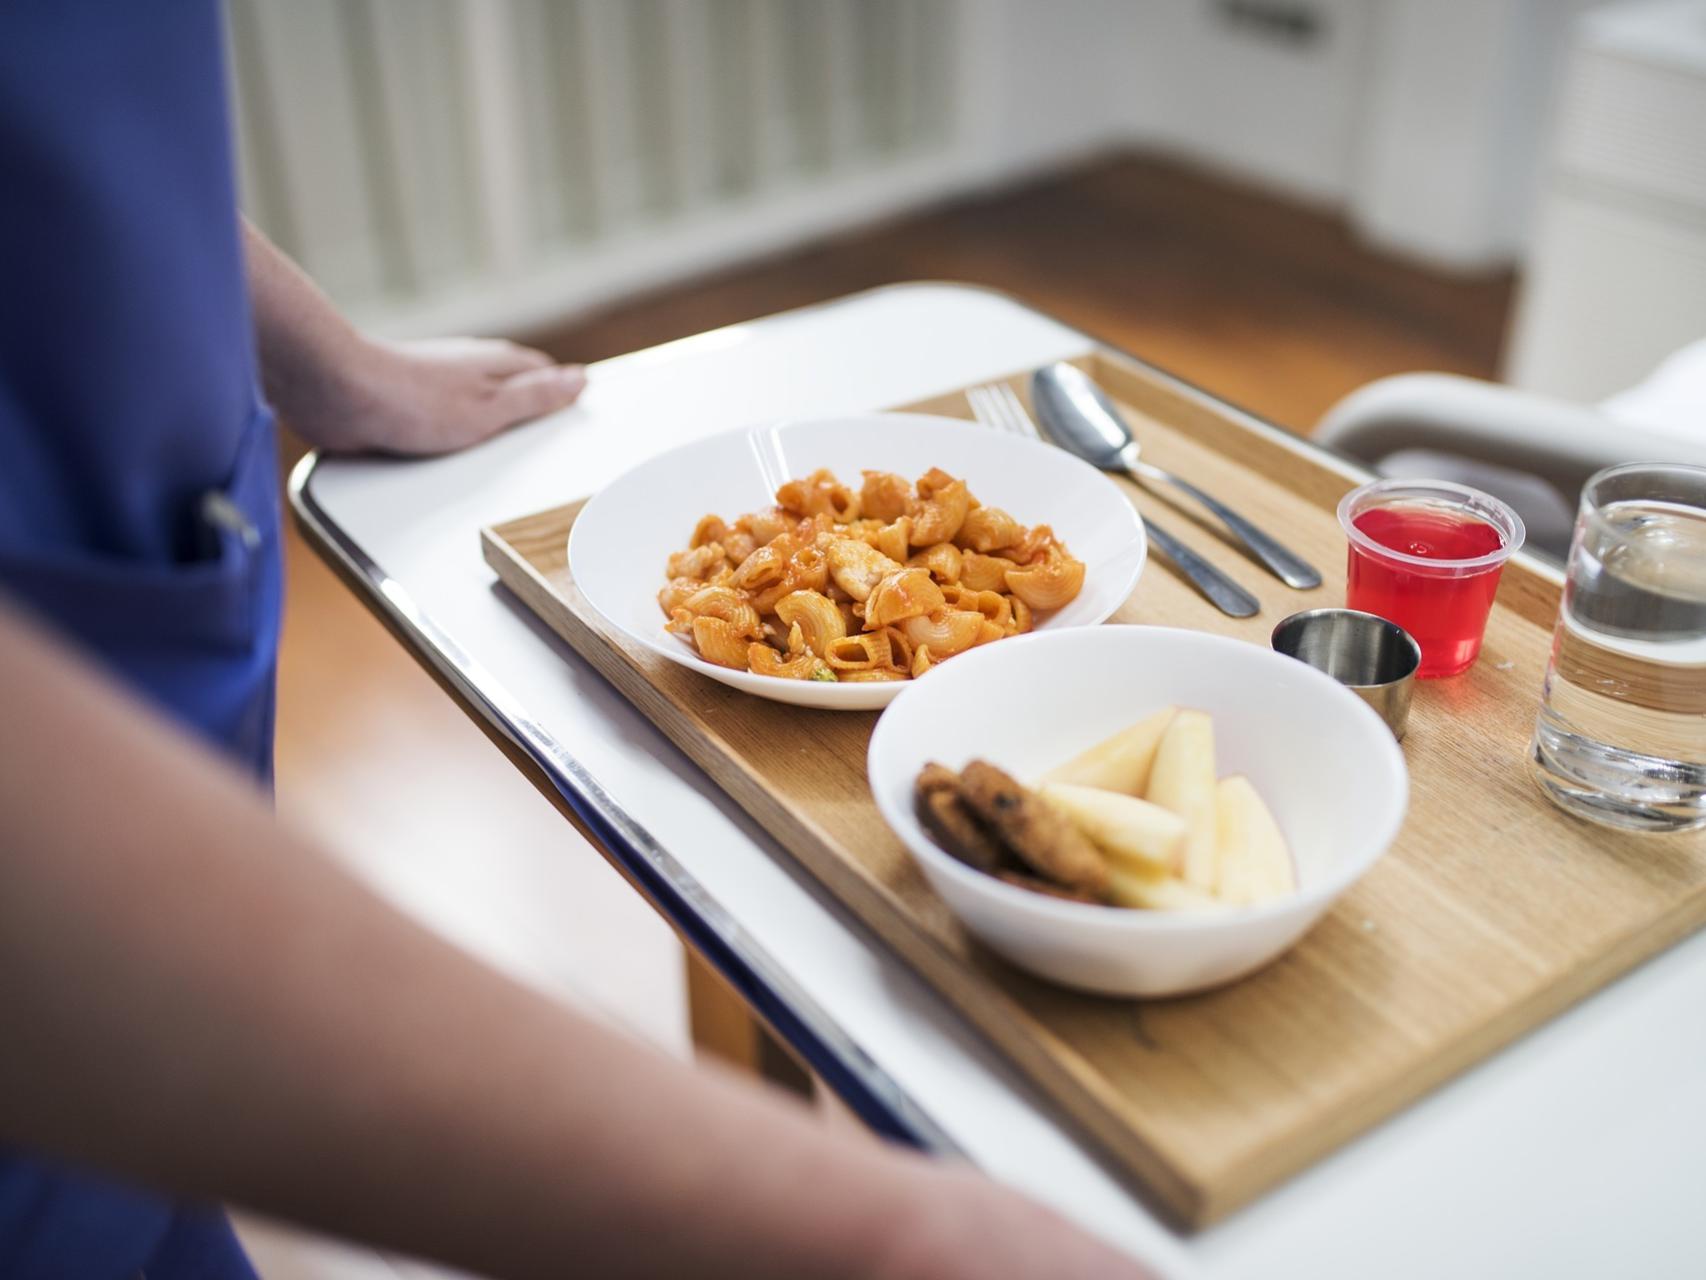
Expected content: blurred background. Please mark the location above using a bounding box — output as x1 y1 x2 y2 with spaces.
230 0 1706 410
234 3 1705 1273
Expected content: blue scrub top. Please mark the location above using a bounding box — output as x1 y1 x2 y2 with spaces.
0 2 279 1275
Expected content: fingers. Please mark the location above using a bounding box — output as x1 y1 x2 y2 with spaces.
486 363 587 430
482 338 556 377
406 335 556 377
335 338 585 454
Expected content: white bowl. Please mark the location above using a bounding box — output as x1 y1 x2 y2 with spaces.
569 413 1147 710
868 626 1409 997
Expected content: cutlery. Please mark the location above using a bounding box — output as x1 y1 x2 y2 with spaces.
1030 363 1322 590
966 382 1260 618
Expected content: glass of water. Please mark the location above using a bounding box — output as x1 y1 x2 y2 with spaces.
1530 462 1706 832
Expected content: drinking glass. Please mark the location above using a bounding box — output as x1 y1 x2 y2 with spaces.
1338 478 1525 678
1530 462 1706 832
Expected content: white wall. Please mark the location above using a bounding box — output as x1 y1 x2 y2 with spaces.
1349 0 1596 269
1112 0 1589 270
955 0 1586 270
231 0 1599 338
1124 0 1376 206
1504 0 1706 400
957 0 1136 181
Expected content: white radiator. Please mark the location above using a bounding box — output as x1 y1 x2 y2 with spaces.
226 0 961 338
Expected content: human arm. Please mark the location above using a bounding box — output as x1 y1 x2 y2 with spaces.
243 220 585 455
0 601 1148 1280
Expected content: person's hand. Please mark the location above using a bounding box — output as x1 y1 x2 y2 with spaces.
873 1163 1156 1280
292 334 586 457
244 220 585 456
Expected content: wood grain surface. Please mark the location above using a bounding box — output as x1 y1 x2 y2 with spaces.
480 348 1706 1228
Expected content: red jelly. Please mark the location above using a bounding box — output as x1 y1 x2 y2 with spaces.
1338 482 1524 679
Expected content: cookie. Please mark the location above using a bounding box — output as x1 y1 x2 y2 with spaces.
915 764 1007 874
958 759 1109 895
995 869 1103 905
915 761 962 799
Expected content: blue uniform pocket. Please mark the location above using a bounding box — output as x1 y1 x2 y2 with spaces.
0 402 283 772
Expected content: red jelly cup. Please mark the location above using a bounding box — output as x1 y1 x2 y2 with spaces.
1336 479 1525 679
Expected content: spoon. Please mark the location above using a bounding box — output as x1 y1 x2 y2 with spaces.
1019 381 1257 616
1031 363 1323 590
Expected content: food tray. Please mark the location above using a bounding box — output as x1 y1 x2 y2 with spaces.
480 349 1706 1227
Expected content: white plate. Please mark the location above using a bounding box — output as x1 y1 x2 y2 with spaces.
868 626 1410 996
568 413 1148 709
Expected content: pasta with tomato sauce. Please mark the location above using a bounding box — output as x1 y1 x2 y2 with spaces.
658 466 1087 682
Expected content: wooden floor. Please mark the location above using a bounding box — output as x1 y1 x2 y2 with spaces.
525 155 1514 432
264 153 1512 1273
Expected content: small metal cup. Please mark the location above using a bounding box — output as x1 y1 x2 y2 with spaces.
1271 609 1421 741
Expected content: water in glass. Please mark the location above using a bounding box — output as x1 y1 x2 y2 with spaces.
1531 469 1706 832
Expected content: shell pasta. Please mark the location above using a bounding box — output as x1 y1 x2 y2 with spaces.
658 467 1088 682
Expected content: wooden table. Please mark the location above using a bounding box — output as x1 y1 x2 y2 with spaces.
292 284 1706 1277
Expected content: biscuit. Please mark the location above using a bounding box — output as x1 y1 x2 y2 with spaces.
958 759 1109 895
915 764 1007 874
915 761 962 799
995 870 1103 905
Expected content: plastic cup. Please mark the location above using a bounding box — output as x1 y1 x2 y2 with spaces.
1337 478 1525 679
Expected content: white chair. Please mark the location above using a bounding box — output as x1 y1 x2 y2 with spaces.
1316 338 1706 560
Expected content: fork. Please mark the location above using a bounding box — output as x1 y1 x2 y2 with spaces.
967 382 1260 618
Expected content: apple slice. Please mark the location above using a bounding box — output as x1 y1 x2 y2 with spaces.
1038 782 1188 873
1145 709 1218 892
1106 863 1224 913
1040 706 1178 795
1214 776 1296 905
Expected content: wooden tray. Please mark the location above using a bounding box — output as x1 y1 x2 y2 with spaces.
481 349 1706 1227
